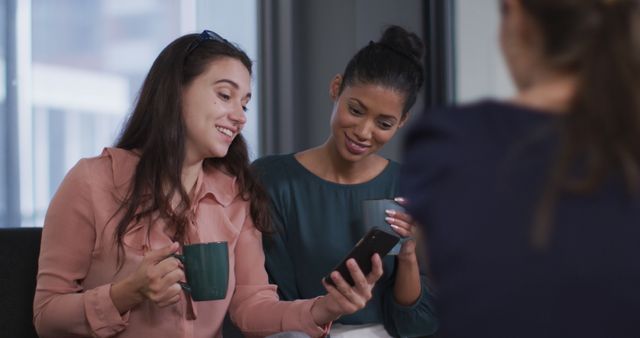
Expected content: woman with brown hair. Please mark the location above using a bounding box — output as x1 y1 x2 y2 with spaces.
33 30 382 338
402 0 640 337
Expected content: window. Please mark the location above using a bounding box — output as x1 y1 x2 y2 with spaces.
455 0 514 103
1 0 7 226
2 0 259 228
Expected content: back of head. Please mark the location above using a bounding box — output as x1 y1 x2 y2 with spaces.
340 25 425 116
521 0 640 246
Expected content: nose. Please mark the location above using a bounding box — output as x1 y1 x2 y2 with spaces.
229 105 247 125
353 119 373 141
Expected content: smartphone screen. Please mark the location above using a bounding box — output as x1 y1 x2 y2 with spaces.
324 227 400 287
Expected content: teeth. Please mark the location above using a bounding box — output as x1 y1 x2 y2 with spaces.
216 126 233 137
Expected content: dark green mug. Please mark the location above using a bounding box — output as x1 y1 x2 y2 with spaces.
362 199 405 255
174 241 229 301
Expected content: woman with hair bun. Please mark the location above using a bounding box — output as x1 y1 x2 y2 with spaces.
254 25 438 337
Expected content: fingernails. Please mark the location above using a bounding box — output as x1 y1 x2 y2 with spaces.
385 209 396 216
390 224 400 230
394 197 406 203
385 216 394 223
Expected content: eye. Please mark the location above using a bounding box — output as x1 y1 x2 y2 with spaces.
218 93 231 101
377 120 395 130
348 106 363 116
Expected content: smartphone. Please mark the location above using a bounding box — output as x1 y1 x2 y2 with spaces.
324 227 400 287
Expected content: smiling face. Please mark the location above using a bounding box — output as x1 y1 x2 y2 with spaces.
181 57 251 162
328 75 407 162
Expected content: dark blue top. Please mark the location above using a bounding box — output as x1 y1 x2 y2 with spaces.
253 154 438 337
400 100 640 338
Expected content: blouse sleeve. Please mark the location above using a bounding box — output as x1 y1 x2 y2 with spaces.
262 200 302 300
381 272 439 337
228 213 328 338
33 159 129 338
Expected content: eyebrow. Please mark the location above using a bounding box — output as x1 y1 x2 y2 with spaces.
215 79 252 100
349 98 398 120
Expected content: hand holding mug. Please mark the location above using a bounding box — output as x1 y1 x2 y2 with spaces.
111 242 184 313
133 242 185 307
385 197 418 259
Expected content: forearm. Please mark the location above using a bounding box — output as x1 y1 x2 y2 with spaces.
34 284 129 338
230 287 328 337
393 253 421 306
310 296 341 325
110 277 145 314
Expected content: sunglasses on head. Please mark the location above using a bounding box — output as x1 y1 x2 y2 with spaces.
185 30 229 55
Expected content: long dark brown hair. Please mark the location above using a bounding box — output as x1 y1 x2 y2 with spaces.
519 0 640 247
113 33 271 264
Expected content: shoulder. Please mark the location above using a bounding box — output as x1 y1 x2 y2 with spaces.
251 154 297 182
387 159 401 171
380 159 401 181
65 149 119 182
252 154 291 170
54 148 133 203
61 148 141 199
407 100 493 139
407 99 551 143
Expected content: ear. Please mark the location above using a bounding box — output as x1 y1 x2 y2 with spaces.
503 0 536 44
398 112 410 129
329 74 343 101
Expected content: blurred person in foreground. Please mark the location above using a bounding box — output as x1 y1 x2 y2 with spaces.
401 0 640 337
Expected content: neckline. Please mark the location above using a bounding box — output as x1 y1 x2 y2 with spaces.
482 99 562 118
285 153 395 188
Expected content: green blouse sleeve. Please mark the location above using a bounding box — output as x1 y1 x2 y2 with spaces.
262 203 301 300
253 156 301 300
381 271 439 337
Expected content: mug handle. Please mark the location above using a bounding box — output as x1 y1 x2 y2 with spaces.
171 254 191 293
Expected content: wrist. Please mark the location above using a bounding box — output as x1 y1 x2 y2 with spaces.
110 276 145 314
396 251 418 264
310 296 340 326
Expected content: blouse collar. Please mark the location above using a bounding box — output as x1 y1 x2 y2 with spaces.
103 147 238 207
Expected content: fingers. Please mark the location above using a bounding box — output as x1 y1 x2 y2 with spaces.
345 259 372 300
150 282 183 307
154 256 183 278
140 244 185 306
366 254 384 284
144 242 180 264
322 276 360 314
144 265 185 306
321 256 384 316
394 196 408 205
157 292 181 307
385 209 415 237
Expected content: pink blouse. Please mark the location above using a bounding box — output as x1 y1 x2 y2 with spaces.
34 148 327 338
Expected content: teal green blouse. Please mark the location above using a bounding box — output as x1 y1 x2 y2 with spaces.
253 154 438 337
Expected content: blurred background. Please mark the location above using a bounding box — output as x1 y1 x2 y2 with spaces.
1 0 513 228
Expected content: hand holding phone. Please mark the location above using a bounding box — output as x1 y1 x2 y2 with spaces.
324 227 400 287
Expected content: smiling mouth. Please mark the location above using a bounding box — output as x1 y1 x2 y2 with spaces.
216 125 234 137
344 133 370 154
